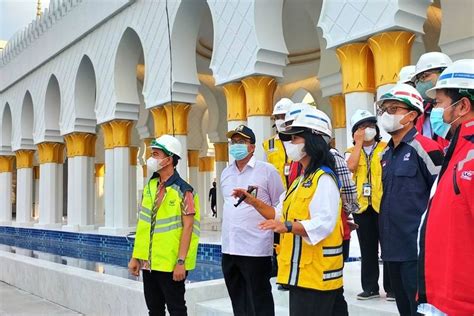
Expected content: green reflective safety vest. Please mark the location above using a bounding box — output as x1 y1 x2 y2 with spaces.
132 175 200 272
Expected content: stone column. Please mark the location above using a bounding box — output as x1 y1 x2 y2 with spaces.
214 142 228 220
223 83 247 164
188 150 199 193
15 150 35 226
336 43 376 146
129 146 139 225
33 166 39 219
329 95 348 153
63 132 97 231
142 138 153 186
36 142 65 228
0 156 15 225
199 157 214 218
164 103 191 180
242 76 277 161
100 122 114 231
94 163 105 226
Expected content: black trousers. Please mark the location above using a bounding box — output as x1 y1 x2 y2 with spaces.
222 254 274 316
353 206 391 294
386 261 420 316
342 239 350 262
142 270 187 316
289 286 348 316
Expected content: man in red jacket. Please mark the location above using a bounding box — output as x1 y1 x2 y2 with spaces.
418 59 474 315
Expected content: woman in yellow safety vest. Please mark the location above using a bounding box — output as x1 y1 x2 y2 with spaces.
233 107 348 316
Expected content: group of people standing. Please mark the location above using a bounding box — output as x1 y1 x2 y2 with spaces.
128 52 474 316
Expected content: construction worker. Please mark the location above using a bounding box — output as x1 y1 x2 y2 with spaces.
233 107 349 316
128 135 200 316
346 110 393 301
418 59 474 315
376 84 444 316
412 52 453 149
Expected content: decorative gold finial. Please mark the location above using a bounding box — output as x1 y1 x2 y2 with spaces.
36 0 42 17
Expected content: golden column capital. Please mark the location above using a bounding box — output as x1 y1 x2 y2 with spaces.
188 150 199 168
223 83 247 121
214 143 229 162
64 132 97 158
329 95 347 129
110 120 133 148
164 103 191 135
144 138 153 160
95 163 105 177
130 146 139 166
0 156 15 173
336 43 375 94
368 31 415 88
142 165 148 178
15 150 35 169
150 107 168 137
199 156 215 172
101 122 114 150
33 166 40 179
242 76 277 117
37 142 65 164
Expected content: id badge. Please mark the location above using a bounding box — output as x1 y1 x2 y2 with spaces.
362 183 371 197
284 164 290 176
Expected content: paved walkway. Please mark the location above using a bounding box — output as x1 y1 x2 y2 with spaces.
0 281 81 316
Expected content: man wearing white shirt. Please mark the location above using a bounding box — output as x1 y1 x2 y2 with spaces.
220 125 285 316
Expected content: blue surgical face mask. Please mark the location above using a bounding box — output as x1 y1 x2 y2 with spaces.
430 100 461 138
229 144 249 161
416 81 434 100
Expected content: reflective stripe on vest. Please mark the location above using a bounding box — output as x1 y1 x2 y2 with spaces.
263 135 289 188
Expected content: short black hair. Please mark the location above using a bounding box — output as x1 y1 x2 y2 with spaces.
172 155 180 167
299 129 336 178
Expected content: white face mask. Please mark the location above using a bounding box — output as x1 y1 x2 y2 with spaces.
275 119 285 133
285 142 306 162
364 127 377 141
380 112 405 133
146 157 167 173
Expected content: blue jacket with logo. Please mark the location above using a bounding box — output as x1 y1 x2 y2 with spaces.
379 127 444 262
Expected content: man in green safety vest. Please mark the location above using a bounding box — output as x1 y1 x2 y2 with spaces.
128 134 200 316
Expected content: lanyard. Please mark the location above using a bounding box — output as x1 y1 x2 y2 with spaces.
364 143 378 184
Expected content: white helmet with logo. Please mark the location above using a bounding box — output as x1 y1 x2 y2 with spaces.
283 102 313 127
426 59 474 99
150 134 182 158
375 83 424 113
284 107 332 138
350 109 377 134
412 52 453 81
272 98 293 116
398 65 416 84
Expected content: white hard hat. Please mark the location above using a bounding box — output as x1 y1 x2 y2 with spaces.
281 107 332 139
426 59 474 99
272 98 293 116
150 134 182 158
350 109 377 134
375 83 424 113
398 65 416 84
412 52 452 81
283 102 313 127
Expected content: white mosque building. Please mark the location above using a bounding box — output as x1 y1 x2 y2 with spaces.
0 0 473 235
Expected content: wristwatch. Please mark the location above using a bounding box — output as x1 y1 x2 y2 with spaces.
284 221 293 233
177 258 185 265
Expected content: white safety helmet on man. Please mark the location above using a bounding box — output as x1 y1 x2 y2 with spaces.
272 98 293 116
398 65 416 85
283 102 314 128
280 107 332 142
150 134 182 158
375 83 425 114
350 110 377 134
426 59 474 100
412 52 453 82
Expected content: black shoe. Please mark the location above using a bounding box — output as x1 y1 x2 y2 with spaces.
386 292 396 301
278 285 290 291
357 291 380 300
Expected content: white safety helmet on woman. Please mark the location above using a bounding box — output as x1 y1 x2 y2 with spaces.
375 83 425 114
350 110 377 134
280 107 332 142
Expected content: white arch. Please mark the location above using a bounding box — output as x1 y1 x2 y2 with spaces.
1 103 13 153
73 55 97 133
44 74 62 142
20 91 35 149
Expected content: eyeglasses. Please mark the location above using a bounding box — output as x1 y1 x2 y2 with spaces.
229 139 249 145
377 106 410 115
414 70 440 84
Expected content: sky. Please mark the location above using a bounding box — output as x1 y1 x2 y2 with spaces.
0 0 50 42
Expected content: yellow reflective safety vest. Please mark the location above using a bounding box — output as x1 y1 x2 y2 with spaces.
263 135 290 188
277 167 344 291
346 141 386 213
132 172 200 272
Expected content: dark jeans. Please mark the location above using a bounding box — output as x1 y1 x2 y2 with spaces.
142 270 187 316
211 202 216 217
343 239 350 262
353 206 391 294
386 261 420 316
289 286 348 316
222 254 274 316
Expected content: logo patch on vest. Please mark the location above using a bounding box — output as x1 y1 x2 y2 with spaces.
461 170 473 181
403 152 411 161
302 179 313 188
169 199 177 207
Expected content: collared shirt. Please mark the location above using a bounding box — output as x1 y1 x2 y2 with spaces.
220 156 285 257
379 127 444 261
330 148 359 214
